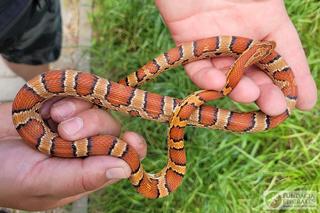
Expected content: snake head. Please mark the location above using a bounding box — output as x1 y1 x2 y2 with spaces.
244 41 276 67
255 40 276 57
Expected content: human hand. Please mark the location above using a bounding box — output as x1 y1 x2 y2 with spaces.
0 100 147 211
156 0 317 115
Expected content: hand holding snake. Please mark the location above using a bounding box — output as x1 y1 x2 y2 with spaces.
156 0 316 112
1 0 317 210
12 36 297 198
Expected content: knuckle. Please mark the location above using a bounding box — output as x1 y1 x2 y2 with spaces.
80 173 97 192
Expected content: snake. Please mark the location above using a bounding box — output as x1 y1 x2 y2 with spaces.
12 36 297 199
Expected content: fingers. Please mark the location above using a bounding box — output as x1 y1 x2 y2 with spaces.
50 98 92 122
226 72 287 115
33 97 148 198
256 84 287 116
266 20 317 110
33 97 148 199
67 131 146 196
228 76 260 103
27 156 129 198
122 131 147 160
228 70 287 115
184 60 226 90
245 69 287 115
57 108 120 141
40 97 64 119
42 97 120 141
79 131 146 194
25 132 147 199
185 57 289 115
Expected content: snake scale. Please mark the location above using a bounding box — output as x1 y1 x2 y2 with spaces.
12 36 297 199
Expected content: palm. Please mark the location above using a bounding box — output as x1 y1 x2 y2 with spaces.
161 0 286 42
0 101 146 210
1 139 46 178
0 138 85 209
156 0 316 114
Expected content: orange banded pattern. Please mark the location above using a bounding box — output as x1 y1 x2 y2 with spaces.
12 36 297 199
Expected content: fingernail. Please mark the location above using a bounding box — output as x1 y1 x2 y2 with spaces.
60 117 83 135
53 101 75 119
106 167 130 179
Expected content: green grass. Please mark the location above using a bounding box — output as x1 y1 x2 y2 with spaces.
88 0 320 212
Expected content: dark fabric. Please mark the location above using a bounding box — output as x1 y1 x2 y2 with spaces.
0 0 31 36
0 0 62 65
0 0 12 12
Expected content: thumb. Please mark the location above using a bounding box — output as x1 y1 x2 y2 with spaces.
37 132 147 199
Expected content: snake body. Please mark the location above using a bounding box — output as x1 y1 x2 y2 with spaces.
12 36 297 199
